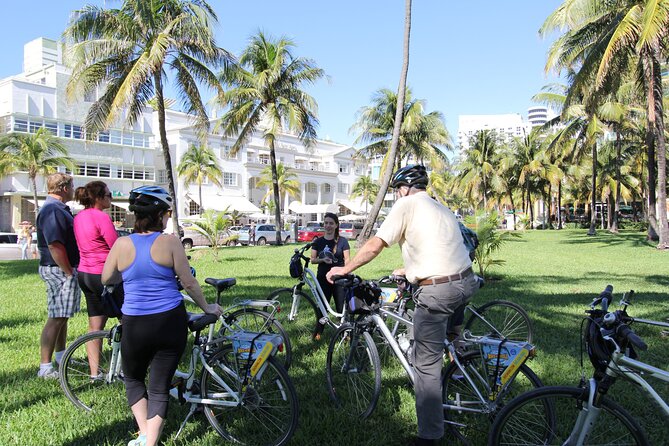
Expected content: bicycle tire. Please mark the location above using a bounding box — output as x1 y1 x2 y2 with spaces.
464 300 533 343
201 345 299 446
442 350 543 444
59 330 125 412
488 385 649 445
268 287 320 340
218 308 292 370
325 323 381 419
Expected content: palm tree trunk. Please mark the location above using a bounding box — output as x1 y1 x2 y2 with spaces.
31 174 39 216
588 143 597 236
359 0 412 244
508 187 516 231
154 72 180 236
198 183 203 216
641 49 659 242
269 140 283 245
557 182 563 230
649 46 669 249
611 130 621 233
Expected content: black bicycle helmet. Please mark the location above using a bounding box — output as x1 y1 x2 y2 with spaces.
129 185 173 214
390 165 428 189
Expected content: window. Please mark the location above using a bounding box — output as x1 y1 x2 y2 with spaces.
29 121 42 133
222 146 239 160
223 172 237 186
259 154 270 165
144 169 154 181
338 183 350 194
72 125 83 139
86 164 98 177
189 200 200 216
98 131 110 143
44 121 58 135
157 170 168 184
14 119 28 132
306 183 317 193
338 163 349 174
323 183 331 193
123 133 133 146
110 130 122 144
99 164 111 178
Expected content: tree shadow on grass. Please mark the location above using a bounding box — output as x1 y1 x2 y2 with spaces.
555 231 655 248
0 367 65 414
0 260 40 279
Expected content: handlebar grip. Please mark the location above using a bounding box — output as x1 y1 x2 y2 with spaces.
599 285 614 311
616 324 648 351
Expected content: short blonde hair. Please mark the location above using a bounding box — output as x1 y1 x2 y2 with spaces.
46 173 73 193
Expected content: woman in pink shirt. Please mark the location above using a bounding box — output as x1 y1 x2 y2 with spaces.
74 181 122 378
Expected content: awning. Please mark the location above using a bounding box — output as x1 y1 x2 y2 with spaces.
27 198 84 212
196 194 261 213
339 214 366 221
111 201 131 211
288 201 338 214
337 197 367 214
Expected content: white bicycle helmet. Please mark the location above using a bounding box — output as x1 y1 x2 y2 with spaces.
129 185 173 214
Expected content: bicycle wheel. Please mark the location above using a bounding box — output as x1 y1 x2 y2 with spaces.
59 330 125 412
325 323 381 419
219 308 292 370
268 287 320 340
488 385 649 445
464 300 533 343
442 350 543 444
201 345 298 446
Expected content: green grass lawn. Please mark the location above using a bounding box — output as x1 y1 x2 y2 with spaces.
1 229 668 445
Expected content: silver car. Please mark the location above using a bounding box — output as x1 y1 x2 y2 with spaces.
239 224 291 245
181 225 237 250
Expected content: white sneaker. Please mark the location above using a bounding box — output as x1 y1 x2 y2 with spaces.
37 366 59 379
127 434 146 446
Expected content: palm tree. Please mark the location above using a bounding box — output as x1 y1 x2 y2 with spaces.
0 128 75 213
541 0 669 248
63 0 230 235
176 143 223 215
358 0 413 244
352 87 451 173
216 32 323 245
456 129 500 210
256 163 301 213
351 175 380 215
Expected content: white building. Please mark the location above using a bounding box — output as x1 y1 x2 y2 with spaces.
527 106 555 127
0 37 370 231
457 113 529 152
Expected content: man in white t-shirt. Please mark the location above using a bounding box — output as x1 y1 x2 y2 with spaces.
327 165 478 446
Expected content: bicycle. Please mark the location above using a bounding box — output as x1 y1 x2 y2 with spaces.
59 279 299 446
325 274 542 444
267 242 347 338
488 285 669 446
376 274 533 354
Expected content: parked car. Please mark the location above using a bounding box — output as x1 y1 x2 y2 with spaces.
339 222 364 240
0 232 21 260
0 232 19 244
181 224 238 250
238 224 291 245
298 227 325 242
305 221 322 229
116 229 132 238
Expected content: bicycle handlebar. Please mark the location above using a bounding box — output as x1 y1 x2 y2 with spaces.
591 284 614 311
602 311 648 351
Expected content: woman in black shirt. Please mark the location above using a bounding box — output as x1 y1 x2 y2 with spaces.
310 212 350 340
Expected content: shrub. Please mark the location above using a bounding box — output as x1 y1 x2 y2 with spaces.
472 212 520 279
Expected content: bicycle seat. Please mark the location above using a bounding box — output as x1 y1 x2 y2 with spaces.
187 312 219 332
204 277 236 293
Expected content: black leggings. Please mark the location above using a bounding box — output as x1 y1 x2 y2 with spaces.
121 303 187 419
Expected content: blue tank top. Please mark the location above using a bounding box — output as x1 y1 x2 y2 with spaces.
121 232 183 316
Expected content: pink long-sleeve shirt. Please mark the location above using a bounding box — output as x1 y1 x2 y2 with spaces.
73 208 118 274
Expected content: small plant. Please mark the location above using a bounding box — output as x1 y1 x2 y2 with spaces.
190 209 231 260
471 212 520 279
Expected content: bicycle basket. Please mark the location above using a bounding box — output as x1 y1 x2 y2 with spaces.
344 281 382 315
289 253 303 278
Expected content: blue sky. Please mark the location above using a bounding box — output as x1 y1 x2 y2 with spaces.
0 0 564 147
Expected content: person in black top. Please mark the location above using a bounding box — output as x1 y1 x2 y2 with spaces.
310 212 350 340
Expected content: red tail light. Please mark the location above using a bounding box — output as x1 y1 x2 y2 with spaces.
278 344 284 352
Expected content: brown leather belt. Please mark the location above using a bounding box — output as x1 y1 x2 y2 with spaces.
418 267 473 287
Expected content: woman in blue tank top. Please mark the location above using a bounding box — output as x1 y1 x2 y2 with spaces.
102 186 222 446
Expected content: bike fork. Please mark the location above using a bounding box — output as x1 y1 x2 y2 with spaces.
289 288 300 321
566 378 601 446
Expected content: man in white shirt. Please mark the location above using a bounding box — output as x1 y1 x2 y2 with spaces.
327 165 478 446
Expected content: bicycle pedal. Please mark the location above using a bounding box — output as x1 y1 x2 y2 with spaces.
318 316 329 325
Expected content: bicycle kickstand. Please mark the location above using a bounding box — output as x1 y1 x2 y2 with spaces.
174 403 198 439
